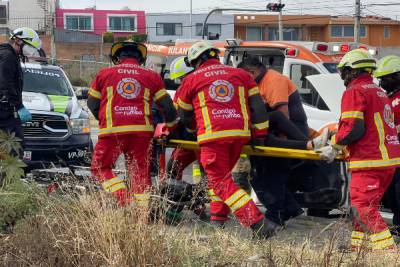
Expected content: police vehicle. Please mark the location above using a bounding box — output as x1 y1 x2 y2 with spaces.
21 61 92 169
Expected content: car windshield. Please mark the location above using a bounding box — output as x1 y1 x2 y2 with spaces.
323 63 338 73
23 68 73 96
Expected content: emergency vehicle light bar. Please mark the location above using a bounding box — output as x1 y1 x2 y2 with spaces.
285 48 298 57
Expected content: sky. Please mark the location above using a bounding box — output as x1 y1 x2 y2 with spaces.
59 0 400 19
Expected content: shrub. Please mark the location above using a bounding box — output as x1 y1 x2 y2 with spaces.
103 32 114 43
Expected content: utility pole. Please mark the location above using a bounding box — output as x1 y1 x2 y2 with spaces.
278 0 283 41
354 0 361 44
50 10 56 63
189 0 193 39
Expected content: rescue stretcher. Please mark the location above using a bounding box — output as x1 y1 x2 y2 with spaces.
165 139 344 161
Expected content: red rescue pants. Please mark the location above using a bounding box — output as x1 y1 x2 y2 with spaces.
169 148 198 180
200 141 264 227
91 134 152 207
350 168 396 250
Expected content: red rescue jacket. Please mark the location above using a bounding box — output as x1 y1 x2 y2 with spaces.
89 58 169 137
177 59 268 144
336 74 400 170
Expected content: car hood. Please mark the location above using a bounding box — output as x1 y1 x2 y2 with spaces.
306 73 345 117
22 91 82 119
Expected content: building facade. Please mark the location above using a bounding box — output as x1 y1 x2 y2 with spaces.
55 8 146 37
234 14 400 47
146 13 234 43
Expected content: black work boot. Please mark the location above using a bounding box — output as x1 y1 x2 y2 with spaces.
251 218 280 240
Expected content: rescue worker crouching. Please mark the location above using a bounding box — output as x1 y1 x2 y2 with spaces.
318 49 400 251
375 55 400 235
177 41 279 238
87 40 177 208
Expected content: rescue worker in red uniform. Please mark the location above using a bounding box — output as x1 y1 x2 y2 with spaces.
87 41 177 207
178 41 279 238
375 55 400 234
318 49 400 251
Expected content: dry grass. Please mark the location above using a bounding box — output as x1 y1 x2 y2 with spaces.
1 188 400 266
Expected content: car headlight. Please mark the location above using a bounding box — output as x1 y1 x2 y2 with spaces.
70 118 90 134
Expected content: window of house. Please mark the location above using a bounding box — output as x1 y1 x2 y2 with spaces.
384 26 390 39
156 23 182 36
65 15 93 31
246 26 263 41
331 25 366 38
195 23 221 37
290 64 329 110
268 27 299 41
0 5 7 24
108 16 136 32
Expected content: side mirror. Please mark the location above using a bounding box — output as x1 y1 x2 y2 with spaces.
76 87 89 100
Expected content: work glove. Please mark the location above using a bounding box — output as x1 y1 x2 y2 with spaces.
316 145 339 163
311 128 330 150
18 107 32 123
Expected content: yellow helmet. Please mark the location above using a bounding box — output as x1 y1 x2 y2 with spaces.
11 27 41 49
170 56 194 80
337 49 376 70
185 41 219 66
374 55 400 78
110 40 147 65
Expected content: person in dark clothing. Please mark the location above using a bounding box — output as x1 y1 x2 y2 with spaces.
0 27 42 156
238 56 314 226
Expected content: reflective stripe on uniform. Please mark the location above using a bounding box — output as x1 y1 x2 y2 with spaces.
351 231 366 247
224 189 252 213
144 88 150 126
154 88 168 101
208 189 223 202
374 112 389 160
248 87 260 97
165 120 177 128
89 88 101 99
102 176 126 193
99 125 154 135
198 92 212 134
134 193 150 207
253 120 269 130
177 98 193 111
238 87 249 131
369 229 395 250
197 129 251 143
193 166 201 177
349 157 400 169
106 87 113 128
341 111 364 120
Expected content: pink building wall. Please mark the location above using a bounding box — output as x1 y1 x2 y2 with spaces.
56 8 146 37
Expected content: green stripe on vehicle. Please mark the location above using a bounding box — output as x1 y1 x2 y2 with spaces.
48 95 71 113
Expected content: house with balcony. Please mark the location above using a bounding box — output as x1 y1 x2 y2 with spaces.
55 8 146 38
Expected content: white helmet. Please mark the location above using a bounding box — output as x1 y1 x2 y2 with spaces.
11 27 42 57
170 56 194 80
185 41 219 66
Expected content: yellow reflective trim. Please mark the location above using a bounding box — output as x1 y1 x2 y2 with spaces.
177 98 193 111
197 129 251 143
134 193 150 201
225 189 247 207
230 195 252 213
185 127 196 133
99 125 154 135
88 88 101 99
144 88 150 126
374 113 389 160
239 86 249 131
248 86 260 97
341 111 364 120
349 157 400 169
165 121 177 128
192 167 201 176
198 92 212 134
108 182 127 193
102 176 125 190
106 86 113 128
154 88 168 101
369 229 392 242
240 154 248 158
208 189 222 202
253 120 269 130
351 231 365 239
